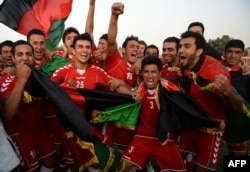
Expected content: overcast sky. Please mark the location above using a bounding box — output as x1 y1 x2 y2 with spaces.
1 0 250 53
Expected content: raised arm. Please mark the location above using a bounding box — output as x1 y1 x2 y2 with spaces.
107 2 124 53
85 0 96 45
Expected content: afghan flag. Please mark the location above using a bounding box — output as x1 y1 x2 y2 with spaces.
39 55 70 77
0 0 73 50
157 79 220 141
77 88 140 130
79 79 220 142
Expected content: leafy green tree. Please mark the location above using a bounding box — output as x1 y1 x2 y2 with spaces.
207 35 232 55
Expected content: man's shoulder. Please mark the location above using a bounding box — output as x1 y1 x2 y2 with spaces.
205 44 221 60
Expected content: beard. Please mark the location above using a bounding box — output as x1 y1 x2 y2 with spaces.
180 52 196 69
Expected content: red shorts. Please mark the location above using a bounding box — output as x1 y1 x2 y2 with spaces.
43 116 64 144
177 128 224 170
122 135 185 171
10 124 55 171
105 122 135 147
43 100 64 144
227 142 246 154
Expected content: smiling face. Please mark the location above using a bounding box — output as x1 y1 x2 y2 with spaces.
123 40 139 64
12 44 34 66
64 32 79 55
162 42 178 67
98 38 108 50
73 39 92 65
224 47 243 68
28 34 46 61
1 45 14 67
142 64 161 89
137 43 146 58
178 37 202 69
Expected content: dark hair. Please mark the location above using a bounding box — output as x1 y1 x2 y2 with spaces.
141 55 162 72
225 39 245 52
0 40 14 54
180 31 206 54
62 27 80 43
187 22 205 34
139 40 147 47
144 44 159 56
12 40 34 55
72 32 93 48
99 33 108 41
163 37 180 50
122 35 139 48
27 28 45 43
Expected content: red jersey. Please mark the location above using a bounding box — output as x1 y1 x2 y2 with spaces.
50 64 113 112
50 64 112 90
136 83 175 140
33 58 46 68
0 75 43 134
188 56 231 121
65 54 75 62
161 65 179 84
106 50 136 87
136 90 160 138
90 45 103 68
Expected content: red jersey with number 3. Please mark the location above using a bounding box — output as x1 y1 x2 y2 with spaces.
136 90 160 137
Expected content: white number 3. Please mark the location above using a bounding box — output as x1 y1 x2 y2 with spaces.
150 101 154 109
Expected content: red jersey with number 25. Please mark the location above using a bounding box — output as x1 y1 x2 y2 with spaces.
50 64 112 90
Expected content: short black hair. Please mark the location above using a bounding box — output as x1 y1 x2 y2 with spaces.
122 35 139 48
139 40 147 47
72 32 93 48
187 22 205 34
141 55 162 72
163 37 180 50
99 33 108 41
27 28 45 43
12 40 34 55
180 31 206 54
225 39 245 52
62 27 80 43
144 44 159 57
0 40 14 54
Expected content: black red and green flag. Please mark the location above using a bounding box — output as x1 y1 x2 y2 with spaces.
0 0 73 50
82 79 221 142
39 55 70 77
177 64 250 144
26 66 223 169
